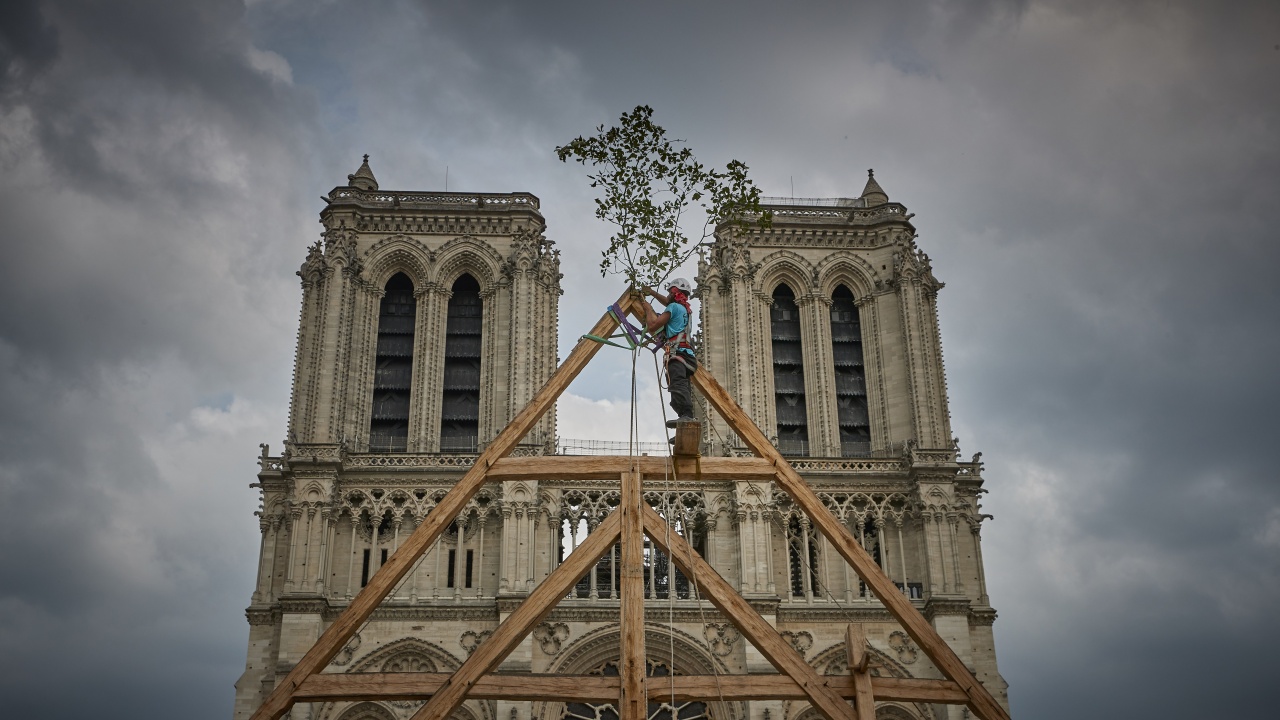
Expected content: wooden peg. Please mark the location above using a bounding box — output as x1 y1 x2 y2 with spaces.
846 624 875 720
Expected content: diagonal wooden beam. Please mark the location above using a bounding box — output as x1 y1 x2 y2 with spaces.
687 365 1012 720
249 294 629 720
640 505 853 720
408 510 623 720
294 673 968 704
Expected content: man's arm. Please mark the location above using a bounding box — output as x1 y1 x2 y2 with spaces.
640 285 672 333
642 285 672 306
642 301 671 334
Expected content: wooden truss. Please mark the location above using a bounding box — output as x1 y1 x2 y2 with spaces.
251 291 1010 720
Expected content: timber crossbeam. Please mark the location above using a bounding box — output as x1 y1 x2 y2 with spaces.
485 455 771 481
293 673 968 704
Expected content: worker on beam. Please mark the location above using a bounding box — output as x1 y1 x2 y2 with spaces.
640 278 698 428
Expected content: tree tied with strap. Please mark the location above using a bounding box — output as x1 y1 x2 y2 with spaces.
556 105 773 288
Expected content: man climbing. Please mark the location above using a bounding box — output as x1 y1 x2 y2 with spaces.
640 278 698 428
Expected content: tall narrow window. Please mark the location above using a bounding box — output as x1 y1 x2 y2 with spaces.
441 274 482 451
830 286 870 457
771 284 808 456
369 273 416 452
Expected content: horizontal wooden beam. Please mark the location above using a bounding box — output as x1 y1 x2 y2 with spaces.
484 455 774 482
294 673 968 704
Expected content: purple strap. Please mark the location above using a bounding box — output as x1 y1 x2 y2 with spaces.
610 303 660 353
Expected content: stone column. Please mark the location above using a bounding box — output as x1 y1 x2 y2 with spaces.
284 508 302 593
252 516 273 604
475 512 488 598
290 244 327 442
346 514 360 599
499 502 514 593
946 511 965 594
415 284 448 452
369 511 382 577
798 293 838 456
971 519 990 604
856 294 892 452
315 508 332 594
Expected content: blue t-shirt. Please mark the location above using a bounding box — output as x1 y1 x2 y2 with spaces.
665 302 695 357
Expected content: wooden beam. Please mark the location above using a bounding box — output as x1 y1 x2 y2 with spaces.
640 505 853 720
672 420 700 457
249 295 629 720
687 365 1012 720
619 470 646 720
485 455 774 482
407 511 624 720
847 624 875 720
294 673 968 704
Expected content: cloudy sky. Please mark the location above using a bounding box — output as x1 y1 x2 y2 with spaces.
1 0 1278 717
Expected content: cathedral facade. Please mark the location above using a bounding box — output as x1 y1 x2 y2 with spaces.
234 161 1009 720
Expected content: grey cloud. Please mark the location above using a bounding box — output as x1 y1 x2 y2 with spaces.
2 0 1278 718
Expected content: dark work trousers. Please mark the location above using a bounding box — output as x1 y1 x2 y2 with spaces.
667 354 697 419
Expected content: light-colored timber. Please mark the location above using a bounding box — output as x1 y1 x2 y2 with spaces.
619 469 647 720
484 455 771 482
250 289 1007 720
293 673 968 704
847 624 875 720
671 420 701 457
640 505 854 720
408 511 623 720
248 294 627 720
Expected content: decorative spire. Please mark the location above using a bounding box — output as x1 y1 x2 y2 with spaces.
347 154 379 191
860 168 887 206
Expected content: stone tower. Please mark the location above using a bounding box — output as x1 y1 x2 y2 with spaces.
235 164 1008 720
235 158 562 720
693 170 1008 718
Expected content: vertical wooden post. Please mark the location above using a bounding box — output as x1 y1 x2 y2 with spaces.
672 420 701 457
846 624 875 720
619 468 647 720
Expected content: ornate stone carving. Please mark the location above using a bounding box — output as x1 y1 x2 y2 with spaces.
330 632 362 666
887 631 917 664
460 629 493 656
702 622 740 657
779 630 813 657
533 622 570 655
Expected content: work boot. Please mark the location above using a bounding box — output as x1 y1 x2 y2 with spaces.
665 416 695 428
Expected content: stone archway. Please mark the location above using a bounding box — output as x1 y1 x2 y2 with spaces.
536 624 742 720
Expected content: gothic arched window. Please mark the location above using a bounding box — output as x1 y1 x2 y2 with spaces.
440 274 482 451
369 273 416 452
561 659 708 720
830 285 869 457
771 284 808 456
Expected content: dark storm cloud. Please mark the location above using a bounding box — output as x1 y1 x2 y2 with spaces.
1 1 1277 718
0 0 317 716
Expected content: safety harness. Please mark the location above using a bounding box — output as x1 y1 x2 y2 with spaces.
661 289 696 371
